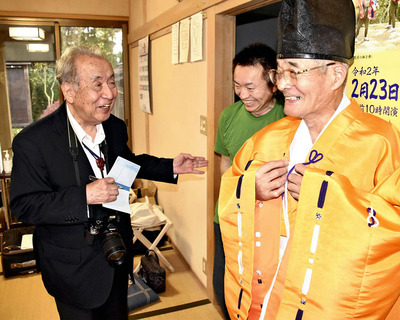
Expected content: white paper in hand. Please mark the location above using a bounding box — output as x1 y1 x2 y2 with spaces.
103 156 140 214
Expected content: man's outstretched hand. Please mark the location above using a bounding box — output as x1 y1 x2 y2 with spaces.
173 153 208 174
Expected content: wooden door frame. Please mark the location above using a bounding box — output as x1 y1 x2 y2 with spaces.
205 0 280 303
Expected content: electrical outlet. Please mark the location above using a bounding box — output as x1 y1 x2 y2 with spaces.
200 115 207 136
202 257 207 274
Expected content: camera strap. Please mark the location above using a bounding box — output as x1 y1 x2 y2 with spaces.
67 116 81 187
67 117 94 245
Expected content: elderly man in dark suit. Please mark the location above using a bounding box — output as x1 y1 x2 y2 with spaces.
10 45 207 320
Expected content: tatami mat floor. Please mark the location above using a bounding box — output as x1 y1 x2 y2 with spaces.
0 243 224 320
129 246 223 320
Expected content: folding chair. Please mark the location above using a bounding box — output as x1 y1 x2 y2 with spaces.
130 196 175 273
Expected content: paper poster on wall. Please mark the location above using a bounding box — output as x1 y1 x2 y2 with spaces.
138 36 152 114
179 18 190 63
172 22 179 64
190 12 203 62
346 2 400 130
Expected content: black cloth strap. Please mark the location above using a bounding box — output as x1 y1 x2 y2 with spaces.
67 117 81 187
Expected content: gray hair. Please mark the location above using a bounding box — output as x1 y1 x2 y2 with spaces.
55 46 106 85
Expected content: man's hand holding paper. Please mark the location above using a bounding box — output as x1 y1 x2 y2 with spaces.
87 177 120 205
102 156 141 214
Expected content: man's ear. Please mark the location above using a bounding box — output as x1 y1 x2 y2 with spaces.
331 63 347 90
61 82 75 103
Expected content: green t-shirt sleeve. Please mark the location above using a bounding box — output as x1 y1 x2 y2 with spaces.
214 110 230 157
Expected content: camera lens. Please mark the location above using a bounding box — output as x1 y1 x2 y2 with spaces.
101 231 127 267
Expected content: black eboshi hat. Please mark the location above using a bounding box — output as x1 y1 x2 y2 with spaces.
277 0 355 65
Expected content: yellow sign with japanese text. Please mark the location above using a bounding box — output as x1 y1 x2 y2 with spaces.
346 17 400 129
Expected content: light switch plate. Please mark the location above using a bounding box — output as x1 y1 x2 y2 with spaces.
200 115 207 135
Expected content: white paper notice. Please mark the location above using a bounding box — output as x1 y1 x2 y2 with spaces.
172 22 179 64
179 18 190 63
103 157 141 214
138 36 152 114
190 12 203 62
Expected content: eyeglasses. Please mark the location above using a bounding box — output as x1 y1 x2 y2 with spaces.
268 62 336 85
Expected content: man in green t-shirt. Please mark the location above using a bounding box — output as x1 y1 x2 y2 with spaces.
213 43 285 319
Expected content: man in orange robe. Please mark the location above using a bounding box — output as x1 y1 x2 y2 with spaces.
218 1 400 319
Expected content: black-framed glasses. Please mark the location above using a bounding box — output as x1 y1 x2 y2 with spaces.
268 62 336 85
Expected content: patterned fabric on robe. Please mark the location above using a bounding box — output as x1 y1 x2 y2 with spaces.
219 98 400 320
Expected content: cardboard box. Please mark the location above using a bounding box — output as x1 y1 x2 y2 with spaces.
131 179 158 204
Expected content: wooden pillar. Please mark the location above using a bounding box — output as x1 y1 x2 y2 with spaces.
0 42 13 151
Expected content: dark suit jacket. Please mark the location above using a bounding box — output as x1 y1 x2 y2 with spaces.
10 102 177 308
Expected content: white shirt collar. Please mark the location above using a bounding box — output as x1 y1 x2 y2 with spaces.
66 103 105 147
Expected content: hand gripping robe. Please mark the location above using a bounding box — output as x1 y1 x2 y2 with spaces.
219 99 400 320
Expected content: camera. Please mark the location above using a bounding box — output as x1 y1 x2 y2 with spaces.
87 215 127 267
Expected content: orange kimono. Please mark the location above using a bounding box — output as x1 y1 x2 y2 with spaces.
219 99 400 320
